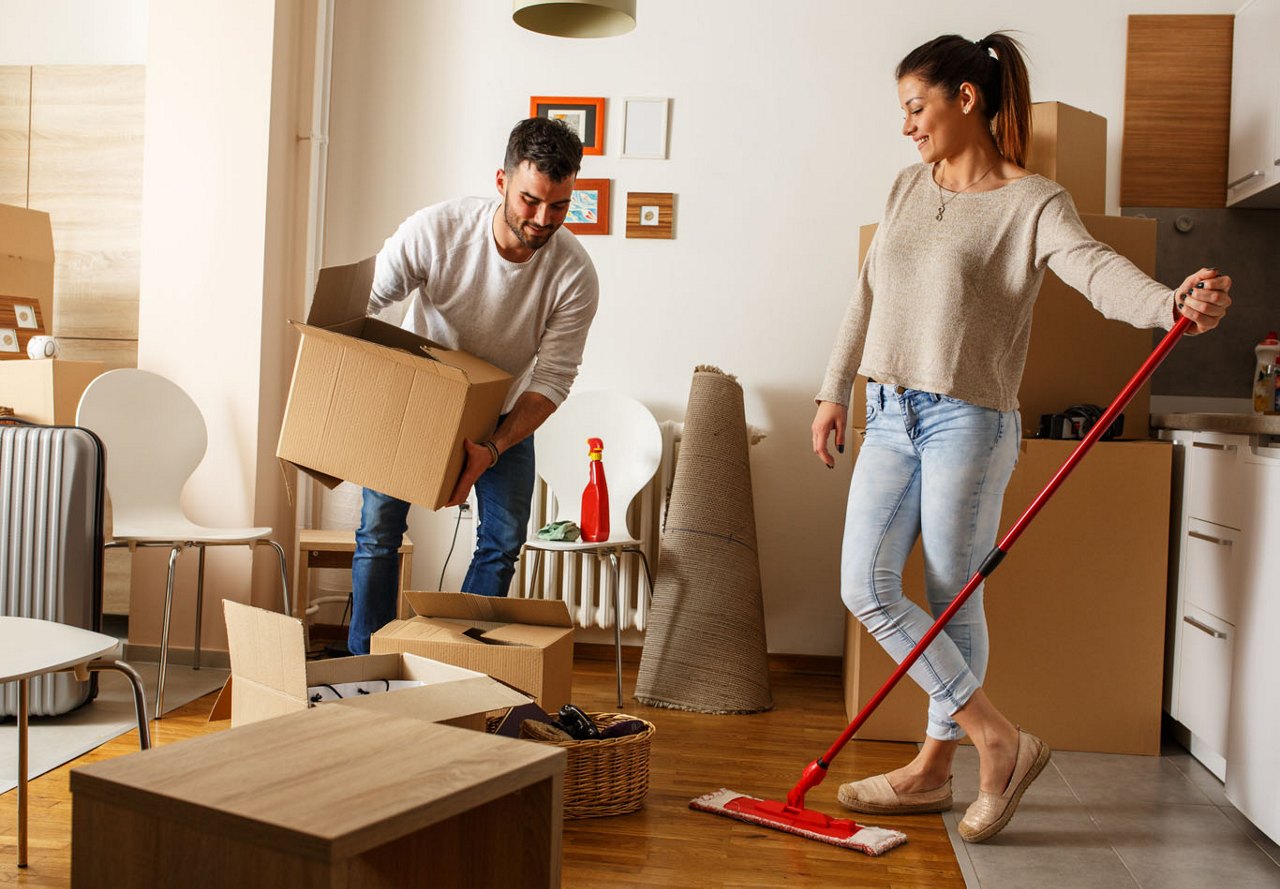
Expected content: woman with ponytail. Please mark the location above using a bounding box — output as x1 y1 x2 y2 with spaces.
811 32 1231 843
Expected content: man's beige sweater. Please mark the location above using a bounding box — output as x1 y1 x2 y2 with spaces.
818 164 1176 412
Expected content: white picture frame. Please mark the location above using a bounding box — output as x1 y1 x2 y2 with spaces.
621 97 670 159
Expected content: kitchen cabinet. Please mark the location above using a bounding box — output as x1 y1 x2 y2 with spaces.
1226 0 1280 207
1163 427 1280 843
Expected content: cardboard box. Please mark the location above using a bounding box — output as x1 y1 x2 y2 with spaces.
217 600 530 729
1026 102 1108 215
0 359 103 423
276 257 513 510
854 214 1158 437
373 591 574 712
843 438 1171 754
0 203 54 361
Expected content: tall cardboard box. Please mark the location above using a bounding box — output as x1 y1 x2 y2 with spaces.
372 591 575 711
218 600 530 729
277 257 513 510
1026 102 1108 215
0 203 54 360
843 438 1171 754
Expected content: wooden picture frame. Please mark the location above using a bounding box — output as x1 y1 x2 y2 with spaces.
564 179 610 235
625 192 674 239
530 96 605 155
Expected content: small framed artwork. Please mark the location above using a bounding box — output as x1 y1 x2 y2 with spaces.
530 96 605 155
13 303 38 329
564 178 610 235
625 192 675 239
621 97 670 159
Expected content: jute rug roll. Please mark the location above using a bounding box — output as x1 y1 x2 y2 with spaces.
634 366 773 713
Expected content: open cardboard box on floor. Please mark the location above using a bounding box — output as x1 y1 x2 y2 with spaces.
214 600 531 729
276 257 513 510
372 592 574 712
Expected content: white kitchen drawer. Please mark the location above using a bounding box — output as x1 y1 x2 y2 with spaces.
1182 517 1242 625
1186 433 1247 530
1176 602 1233 761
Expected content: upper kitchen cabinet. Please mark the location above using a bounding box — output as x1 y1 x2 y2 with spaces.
1227 0 1280 207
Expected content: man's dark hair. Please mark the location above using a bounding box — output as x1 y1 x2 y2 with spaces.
504 117 583 182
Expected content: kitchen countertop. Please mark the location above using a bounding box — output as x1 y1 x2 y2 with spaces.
1150 412 1280 435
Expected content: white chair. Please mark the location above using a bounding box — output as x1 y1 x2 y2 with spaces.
76 369 289 719
523 390 662 708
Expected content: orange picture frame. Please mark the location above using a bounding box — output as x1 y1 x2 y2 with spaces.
530 96 605 155
564 179 610 235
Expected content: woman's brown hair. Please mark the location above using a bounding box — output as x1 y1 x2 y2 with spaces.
895 32 1032 167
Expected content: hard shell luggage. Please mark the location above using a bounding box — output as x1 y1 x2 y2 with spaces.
0 423 106 716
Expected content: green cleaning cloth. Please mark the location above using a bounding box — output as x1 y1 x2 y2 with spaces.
536 520 581 541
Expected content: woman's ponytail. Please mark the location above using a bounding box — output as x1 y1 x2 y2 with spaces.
981 33 1031 167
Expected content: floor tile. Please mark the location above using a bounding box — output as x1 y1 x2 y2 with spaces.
1162 748 1232 807
1219 804 1280 868
1052 750 1217 808
1093 801 1280 889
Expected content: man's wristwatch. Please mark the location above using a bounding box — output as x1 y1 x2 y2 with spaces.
479 440 500 467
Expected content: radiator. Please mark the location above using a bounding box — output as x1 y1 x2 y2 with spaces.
513 420 682 631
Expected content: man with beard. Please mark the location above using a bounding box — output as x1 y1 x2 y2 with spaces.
347 117 599 656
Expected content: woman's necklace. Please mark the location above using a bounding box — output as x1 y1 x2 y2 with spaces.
934 161 997 221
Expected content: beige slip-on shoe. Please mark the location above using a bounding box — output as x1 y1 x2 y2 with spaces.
958 729 1051 843
837 773 954 815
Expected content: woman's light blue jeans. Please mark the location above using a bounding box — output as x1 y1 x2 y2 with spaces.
842 383 1020 741
348 434 535 655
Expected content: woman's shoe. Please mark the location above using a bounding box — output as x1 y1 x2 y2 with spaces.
837 773 953 815
958 729 1051 843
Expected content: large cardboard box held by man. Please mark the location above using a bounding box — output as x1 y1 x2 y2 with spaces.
277 257 513 510
372 592 575 711
216 601 530 729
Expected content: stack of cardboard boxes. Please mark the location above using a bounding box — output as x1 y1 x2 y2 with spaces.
843 103 1174 755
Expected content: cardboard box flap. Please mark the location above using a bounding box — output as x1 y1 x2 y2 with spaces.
223 600 308 700
379 618 489 645
404 591 574 628
422 347 512 386
306 257 377 329
332 673 531 721
306 652 404 687
290 322 471 384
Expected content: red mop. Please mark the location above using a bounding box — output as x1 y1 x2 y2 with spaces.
692 314 1195 854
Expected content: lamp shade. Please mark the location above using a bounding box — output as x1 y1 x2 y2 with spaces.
513 0 636 38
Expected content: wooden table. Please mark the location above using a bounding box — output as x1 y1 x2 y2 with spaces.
71 704 565 887
294 528 414 621
0 617 121 868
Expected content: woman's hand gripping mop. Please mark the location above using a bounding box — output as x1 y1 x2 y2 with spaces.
691 314 1195 855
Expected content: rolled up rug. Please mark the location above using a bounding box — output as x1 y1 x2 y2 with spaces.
635 366 772 713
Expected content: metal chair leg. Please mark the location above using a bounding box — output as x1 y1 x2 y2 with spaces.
260 539 291 614
88 660 151 750
156 543 184 720
193 544 206 671
608 550 623 710
17 677 28 867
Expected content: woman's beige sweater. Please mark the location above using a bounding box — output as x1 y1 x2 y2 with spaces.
817 164 1176 412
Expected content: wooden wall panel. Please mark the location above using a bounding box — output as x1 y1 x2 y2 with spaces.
53 335 137 370
28 65 144 340
0 66 30 208
1121 15 1233 207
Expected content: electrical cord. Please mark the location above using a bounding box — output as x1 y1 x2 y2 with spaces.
437 503 468 590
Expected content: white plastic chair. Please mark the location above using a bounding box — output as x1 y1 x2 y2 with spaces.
76 369 289 719
523 390 662 707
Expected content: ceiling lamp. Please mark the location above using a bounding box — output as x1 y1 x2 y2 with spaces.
513 0 637 38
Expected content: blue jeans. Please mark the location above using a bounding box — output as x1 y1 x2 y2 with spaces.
841 383 1020 741
348 433 536 655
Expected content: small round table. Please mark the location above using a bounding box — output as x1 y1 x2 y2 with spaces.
0 616 150 868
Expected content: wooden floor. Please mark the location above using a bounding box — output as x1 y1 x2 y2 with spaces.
2 657 964 887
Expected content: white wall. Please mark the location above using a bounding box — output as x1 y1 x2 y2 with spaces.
323 0 1240 656
0 0 146 63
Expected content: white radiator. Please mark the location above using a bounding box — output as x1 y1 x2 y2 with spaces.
512 420 682 631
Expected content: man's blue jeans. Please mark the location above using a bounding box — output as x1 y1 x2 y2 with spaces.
348 434 536 655
841 383 1020 741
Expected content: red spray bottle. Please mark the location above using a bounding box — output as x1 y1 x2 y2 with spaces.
580 437 610 542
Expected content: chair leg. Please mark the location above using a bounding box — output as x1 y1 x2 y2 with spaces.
623 546 656 600
531 548 544 597
260 539 291 615
193 544 206 671
88 660 152 750
608 551 623 710
156 543 184 720
17 677 27 867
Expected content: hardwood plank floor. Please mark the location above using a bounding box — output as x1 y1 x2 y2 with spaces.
1 658 964 887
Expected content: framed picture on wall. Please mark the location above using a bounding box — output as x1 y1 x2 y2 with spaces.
530 96 605 155
564 179 610 235
621 97 670 159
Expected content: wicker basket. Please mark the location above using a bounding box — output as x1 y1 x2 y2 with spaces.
519 712 656 819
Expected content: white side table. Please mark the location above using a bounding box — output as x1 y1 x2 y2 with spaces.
0 616 150 868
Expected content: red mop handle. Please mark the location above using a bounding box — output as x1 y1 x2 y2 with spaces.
787 314 1193 810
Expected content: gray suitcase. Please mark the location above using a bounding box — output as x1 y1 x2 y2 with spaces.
0 423 106 716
